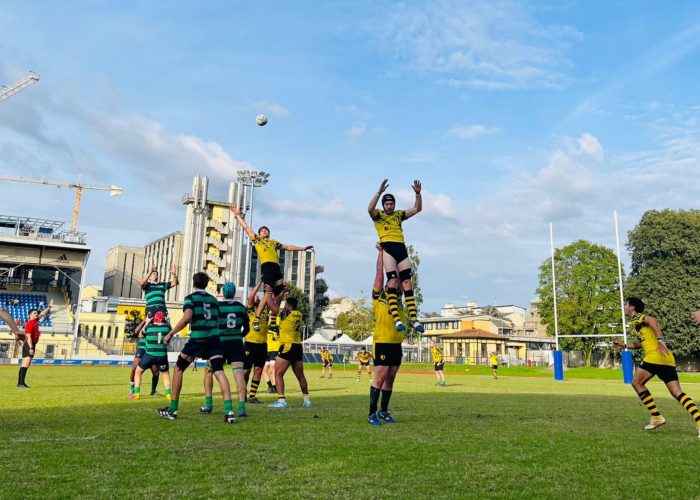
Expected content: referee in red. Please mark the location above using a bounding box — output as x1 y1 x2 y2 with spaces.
17 300 52 389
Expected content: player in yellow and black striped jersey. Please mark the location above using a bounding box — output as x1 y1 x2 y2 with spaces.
229 204 313 332
612 297 700 437
430 341 446 386
368 178 424 334
243 280 268 403
320 347 333 378
356 347 373 381
367 244 404 425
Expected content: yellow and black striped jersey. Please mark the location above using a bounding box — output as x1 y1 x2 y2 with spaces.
372 210 407 243
629 314 675 366
358 351 372 363
253 236 282 265
278 309 303 344
244 306 267 344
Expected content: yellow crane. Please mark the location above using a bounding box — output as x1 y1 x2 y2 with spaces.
0 72 40 101
0 175 123 234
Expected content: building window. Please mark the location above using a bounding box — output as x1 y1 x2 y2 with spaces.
100 326 104 338
92 326 96 337
453 321 459 329
115 327 119 339
107 327 111 339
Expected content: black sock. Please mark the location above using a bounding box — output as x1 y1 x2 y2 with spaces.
151 373 159 393
18 366 27 385
381 389 393 412
267 380 272 388
369 386 381 416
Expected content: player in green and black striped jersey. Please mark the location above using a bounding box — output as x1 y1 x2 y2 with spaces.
129 311 172 400
200 282 250 417
140 264 179 318
159 272 235 423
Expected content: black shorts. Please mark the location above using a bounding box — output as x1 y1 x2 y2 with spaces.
640 361 679 384
434 362 444 371
278 343 303 362
136 347 146 359
243 341 267 369
373 343 402 366
139 354 169 372
323 361 332 367
491 365 498 370
359 362 370 367
267 351 278 362
221 339 245 364
380 241 409 264
181 336 222 360
261 262 284 287
21 343 35 358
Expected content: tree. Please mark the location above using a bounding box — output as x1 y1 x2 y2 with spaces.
536 240 622 366
479 306 506 319
625 209 700 356
407 244 423 311
336 292 374 341
313 277 330 328
124 309 144 338
285 282 311 325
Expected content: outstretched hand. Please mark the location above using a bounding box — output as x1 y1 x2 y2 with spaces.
692 310 700 325
229 204 241 216
412 179 422 194
169 264 177 275
611 341 625 349
378 179 389 194
375 242 382 251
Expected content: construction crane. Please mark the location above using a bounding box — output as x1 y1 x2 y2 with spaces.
0 72 40 102
0 175 123 234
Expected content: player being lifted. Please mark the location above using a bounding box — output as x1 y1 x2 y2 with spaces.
612 297 700 437
367 244 404 425
140 264 178 318
368 179 423 333
229 204 313 332
159 272 236 423
129 312 172 400
200 282 249 417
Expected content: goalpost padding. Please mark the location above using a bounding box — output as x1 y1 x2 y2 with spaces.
553 350 564 381
621 350 633 384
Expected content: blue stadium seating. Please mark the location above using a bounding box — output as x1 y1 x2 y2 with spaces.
0 293 52 327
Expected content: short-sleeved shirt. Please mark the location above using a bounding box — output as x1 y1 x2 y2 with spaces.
358 351 372 363
183 291 219 340
143 281 174 310
490 355 498 366
372 209 407 243
143 323 170 357
24 319 40 345
267 327 281 353
218 300 249 342
629 314 675 367
431 347 444 363
278 309 303 344
372 288 403 344
244 306 268 344
252 236 282 265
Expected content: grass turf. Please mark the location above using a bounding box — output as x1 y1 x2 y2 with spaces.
1 364 699 498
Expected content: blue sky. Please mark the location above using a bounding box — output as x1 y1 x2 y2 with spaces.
2 1 700 312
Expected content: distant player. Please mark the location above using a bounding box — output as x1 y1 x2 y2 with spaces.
368 179 423 333
320 347 333 379
229 204 313 332
430 340 446 386
612 297 700 437
159 272 236 423
367 245 403 425
200 282 249 417
243 280 268 404
140 264 178 318
356 347 372 381
17 300 52 389
129 317 161 397
129 311 171 400
490 352 499 379
266 294 312 409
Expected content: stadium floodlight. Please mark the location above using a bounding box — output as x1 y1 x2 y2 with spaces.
0 72 39 102
109 186 123 197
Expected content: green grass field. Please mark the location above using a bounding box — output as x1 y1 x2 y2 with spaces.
2 364 699 499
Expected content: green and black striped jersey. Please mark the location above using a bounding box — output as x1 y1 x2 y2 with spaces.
143 282 173 310
144 323 170 357
217 300 249 342
183 291 219 340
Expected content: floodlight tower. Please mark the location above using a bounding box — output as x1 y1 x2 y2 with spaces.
236 170 270 299
0 72 40 102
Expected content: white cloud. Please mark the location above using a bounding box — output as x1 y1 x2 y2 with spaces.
346 123 367 142
448 124 501 140
368 0 580 90
577 133 604 162
251 100 291 118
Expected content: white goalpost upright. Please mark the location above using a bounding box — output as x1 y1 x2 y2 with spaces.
614 210 634 384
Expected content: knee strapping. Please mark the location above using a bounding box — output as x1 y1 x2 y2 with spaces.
176 356 192 371
209 357 225 372
386 270 398 281
398 268 412 281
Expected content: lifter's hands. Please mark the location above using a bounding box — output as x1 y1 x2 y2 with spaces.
412 180 422 194
378 179 389 194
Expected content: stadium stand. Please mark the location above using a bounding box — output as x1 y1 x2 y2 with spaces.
0 292 52 326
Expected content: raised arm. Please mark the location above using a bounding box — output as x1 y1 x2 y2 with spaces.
134 316 152 337
404 179 422 219
164 309 193 343
368 179 389 219
266 289 284 316
248 279 263 308
280 244 314 252
229 204 257 240
140 266 156 288
373 243 384 291
38 299 53 319
0 306 21 338
169 264 179 288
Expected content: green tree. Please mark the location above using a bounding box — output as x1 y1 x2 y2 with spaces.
480 306 506 319
625 209 700 355
285 282 311 325
313 277 330 328
536 240 621 366
124 310 144 338
407 244 423 311
336 292 374 341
